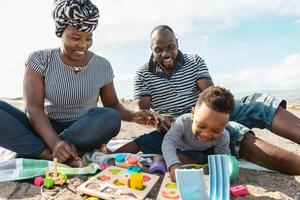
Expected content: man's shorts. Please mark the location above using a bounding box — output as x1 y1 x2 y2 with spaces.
134 130 213 164
135 93 286 160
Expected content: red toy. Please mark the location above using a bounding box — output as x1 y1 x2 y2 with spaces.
34 176 44 186
230 185 248 197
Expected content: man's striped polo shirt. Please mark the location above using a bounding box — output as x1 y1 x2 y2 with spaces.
134 51 211 117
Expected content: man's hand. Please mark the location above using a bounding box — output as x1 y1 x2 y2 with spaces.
156 114 175 134
132 110 159 126
52 140 79 163
169 163 183 182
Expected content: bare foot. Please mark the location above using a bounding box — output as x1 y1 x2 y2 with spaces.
99 144 112 154
65 157 85 168
153 154 164 162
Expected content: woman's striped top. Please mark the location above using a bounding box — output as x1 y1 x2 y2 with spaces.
25 48 114 122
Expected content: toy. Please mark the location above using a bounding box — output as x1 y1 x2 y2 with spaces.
34 176 44 186
148 161 167 174
100 163 109 170
84 197 99 200
128 166 141 174
43 158 68 189
157 172 181 200
176 168 209 200
167 155 230 200
230 185 248 197
115 154 143 169
228 155 239 180
208 154 230 200
129 173 143 190
77 166 159 200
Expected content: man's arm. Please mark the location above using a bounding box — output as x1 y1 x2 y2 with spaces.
137 96 174 133
214 129 231 155
137 96 151 110
196 77 214 92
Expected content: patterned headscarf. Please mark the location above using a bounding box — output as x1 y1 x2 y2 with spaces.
52 0 99 38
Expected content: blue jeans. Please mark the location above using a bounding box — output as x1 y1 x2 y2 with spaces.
134 93 286 161
0 100 121 158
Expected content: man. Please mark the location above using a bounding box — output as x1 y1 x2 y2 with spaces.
116 25 300 174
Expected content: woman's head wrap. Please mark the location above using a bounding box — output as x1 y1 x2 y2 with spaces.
52 0 99 38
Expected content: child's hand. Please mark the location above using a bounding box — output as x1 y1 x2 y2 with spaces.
156 114 175 134
169 163 183 182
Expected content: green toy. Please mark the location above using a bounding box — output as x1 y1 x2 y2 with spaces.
228 155 239 180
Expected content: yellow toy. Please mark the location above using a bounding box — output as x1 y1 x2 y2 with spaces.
43 158 67 189
129 173 143 190
77 166 159 200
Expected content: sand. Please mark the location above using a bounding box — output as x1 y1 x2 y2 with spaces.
0 99 300 200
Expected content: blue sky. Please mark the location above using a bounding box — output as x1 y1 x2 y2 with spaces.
1 0 300 98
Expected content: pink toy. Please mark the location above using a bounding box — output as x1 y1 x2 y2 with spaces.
230 185 248 197
34 176 44 186
100 163 109 170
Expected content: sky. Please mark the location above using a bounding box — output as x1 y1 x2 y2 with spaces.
1 0 300 99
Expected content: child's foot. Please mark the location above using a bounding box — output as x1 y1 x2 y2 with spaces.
153 154 164 162
65 157 85 168
99 144 112 154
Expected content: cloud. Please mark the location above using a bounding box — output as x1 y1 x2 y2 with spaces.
2 0 300 98
113 54 300 98
94 0 300 44
295 18 300 24
114 72 134 81
213 54 300 93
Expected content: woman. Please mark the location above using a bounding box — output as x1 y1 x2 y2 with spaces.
0 0 158 166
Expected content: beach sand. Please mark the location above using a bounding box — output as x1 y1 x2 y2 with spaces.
0 99 300 199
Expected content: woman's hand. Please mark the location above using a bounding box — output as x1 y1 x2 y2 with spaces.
156 114 175 134
52 139 79 163
132 110 159 126
169 163 183 182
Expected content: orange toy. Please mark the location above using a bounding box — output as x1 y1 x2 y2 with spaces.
43 158 67 188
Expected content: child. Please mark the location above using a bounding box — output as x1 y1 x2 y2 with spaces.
161 86 234 181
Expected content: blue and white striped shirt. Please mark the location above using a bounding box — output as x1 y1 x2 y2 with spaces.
25 48 114 122
134 51 211 117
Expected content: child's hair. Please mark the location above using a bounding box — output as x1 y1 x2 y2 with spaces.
196 86 235 114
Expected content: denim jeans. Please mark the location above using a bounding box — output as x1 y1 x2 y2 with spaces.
134 93 286 159
0 100 121 158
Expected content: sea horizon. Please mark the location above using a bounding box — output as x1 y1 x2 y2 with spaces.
1 88 300 101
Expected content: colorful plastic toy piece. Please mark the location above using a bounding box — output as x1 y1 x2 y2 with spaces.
118 175 129 185
34 176 44 186
84 197 99 200
129 173 144 190
157 172 181 200
128 166 141 174
161 190 180 199
230 185 248 197
100 163 109 170
43 158 67 188
115 154 143 169
208 154 230 200
228 155 239 180
115 154 126 162
43 177 54 189
127 156 139 165
148 161 167 174
176 168 209 200
58 172 68 183
77 166 159 200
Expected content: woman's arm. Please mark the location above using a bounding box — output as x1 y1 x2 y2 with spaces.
23 68 77 161
100 81 159 125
